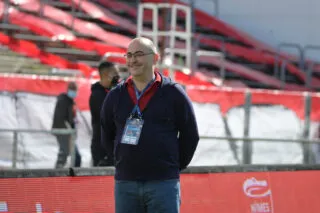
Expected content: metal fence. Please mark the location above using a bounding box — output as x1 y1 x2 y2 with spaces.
0 128 76 169
0 0 320 169
0 87 319 169
1 127 319 169
1 92 319 168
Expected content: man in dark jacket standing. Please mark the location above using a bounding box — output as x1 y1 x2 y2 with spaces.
101 37 199 213
89 61 119 166
52 82 81 168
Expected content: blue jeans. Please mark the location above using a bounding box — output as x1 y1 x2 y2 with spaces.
115 179 181 213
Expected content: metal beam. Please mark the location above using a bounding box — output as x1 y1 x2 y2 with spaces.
13 34 52 42
1 129 319 144
200 135 320 144
0 24 28 31
44 47 97 56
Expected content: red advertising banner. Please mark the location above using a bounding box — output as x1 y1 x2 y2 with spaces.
1 171 320 213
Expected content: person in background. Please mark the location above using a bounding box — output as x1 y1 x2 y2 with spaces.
118 65 130 82
52 81 81 168
100 37 199 213
89 61 119 166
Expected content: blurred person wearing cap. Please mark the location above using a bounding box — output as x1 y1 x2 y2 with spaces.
52 81 81 168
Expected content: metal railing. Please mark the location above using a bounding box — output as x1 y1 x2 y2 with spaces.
101 52 125 62
0 128 76 169
0 88 318 169
200 135 320 144
274 42 304 78
273 43 320 90
280 60 288 89
1 128 319 169
304 45 320 89
0 89 317 167
196 33 225 70
0 0 319 169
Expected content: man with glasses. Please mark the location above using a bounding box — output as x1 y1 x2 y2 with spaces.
90 61 119 167
100 37 199 213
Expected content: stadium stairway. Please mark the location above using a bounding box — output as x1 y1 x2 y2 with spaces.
0 46 51 74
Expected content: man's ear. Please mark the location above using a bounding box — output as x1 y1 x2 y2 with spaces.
153 53 160 64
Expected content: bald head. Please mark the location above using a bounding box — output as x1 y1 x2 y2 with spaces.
128 37 158 55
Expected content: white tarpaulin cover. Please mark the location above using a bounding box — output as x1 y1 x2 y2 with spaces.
1 92 318 169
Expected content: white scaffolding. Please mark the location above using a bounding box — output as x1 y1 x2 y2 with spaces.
136 2 226 84
137 3 192 80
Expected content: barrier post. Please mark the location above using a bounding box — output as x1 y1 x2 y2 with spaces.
302 93 313 164
212 0 220 17
242 91 252 164
12 131 18 168
39 0 45 17
304 45 320 89
70 130 77 167
280 60 288 89
70 0 77 33
306 62 314 89
222 116 240 164
3 0 10 24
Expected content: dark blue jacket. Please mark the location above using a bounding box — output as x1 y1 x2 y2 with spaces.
100 75 199 181
90 82 108 150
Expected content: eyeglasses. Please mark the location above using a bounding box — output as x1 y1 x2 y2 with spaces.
124 51 154 59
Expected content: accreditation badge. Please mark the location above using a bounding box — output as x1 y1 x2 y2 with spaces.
120 118 144 145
